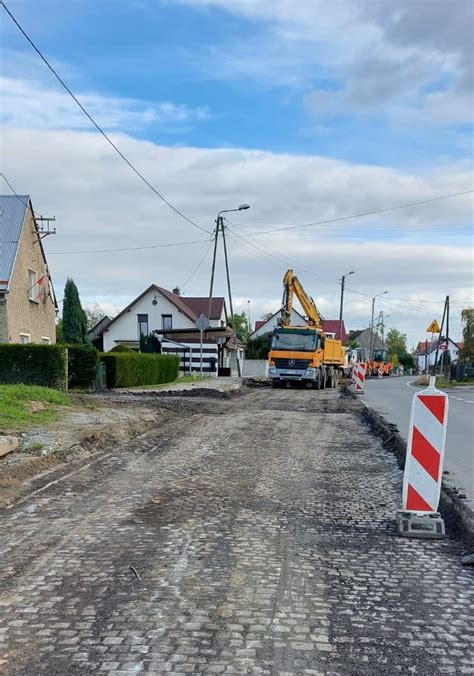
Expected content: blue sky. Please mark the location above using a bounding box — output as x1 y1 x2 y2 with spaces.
2 0 472 165
0 0 472 343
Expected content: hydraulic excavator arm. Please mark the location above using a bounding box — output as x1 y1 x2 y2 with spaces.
279 269 323 328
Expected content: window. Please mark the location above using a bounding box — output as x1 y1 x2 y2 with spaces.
137 313 149 336
20 333 30 344
162 314 172 330
28 269 37 301
42 337 51 344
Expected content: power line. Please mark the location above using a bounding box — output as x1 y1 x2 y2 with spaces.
226 224 472 318
226 219 471 306
0 172 43 218
225 219 337 284
181 240 214 290
237 190 474 236
0 0 211 235
48 238 210 255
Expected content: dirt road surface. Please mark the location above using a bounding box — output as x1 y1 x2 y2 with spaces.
1 387 473 675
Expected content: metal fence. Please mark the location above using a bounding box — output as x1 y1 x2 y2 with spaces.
450 363 474 382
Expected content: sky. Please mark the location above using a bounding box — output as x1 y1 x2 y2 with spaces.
0 0 473 347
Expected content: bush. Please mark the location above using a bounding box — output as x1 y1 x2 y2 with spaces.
63 344 99 389
246 335 271 359
100 353 179 388
110 344 133 352
0 344 67 389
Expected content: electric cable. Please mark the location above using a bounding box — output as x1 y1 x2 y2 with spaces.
0 1 211 235
233 190 474 236
48 238 210 255
0 172 43 218
180 240 214 291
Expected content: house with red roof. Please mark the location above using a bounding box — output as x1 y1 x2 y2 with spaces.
414 337 463 371
98 284 242 374
249 309 348 343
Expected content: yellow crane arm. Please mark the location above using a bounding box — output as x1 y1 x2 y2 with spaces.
280 269 323 328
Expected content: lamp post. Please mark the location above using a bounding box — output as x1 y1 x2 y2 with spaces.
208 204 250 378
339 270 354 342
369 291 388 359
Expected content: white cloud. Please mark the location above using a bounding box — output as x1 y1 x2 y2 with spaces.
2 126 471 346
0 75 209 131
181 0 473 125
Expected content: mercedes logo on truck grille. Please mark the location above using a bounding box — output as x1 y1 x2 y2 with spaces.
289 359 295 366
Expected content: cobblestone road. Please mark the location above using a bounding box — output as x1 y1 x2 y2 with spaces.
1 388 473 675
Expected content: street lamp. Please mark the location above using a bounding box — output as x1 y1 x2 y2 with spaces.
339 270 354 342
208 203 251 378
370 291 388 359
217 204 250 220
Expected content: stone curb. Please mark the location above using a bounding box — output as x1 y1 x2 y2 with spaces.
344 386 474 540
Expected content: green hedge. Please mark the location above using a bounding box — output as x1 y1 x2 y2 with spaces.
100 353 179 388
63 344 99 389
0 344 67 389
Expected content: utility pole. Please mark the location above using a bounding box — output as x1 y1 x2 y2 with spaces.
380 311 390 348
208 204 249 379
433 296 448 376
339 271 354 342
446 295 450 381
221 218 241 377
369 291 388 359
369 297 376 359
208 223 220 320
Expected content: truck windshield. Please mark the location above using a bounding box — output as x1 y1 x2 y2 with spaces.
271 330 317 351
373 349 388 361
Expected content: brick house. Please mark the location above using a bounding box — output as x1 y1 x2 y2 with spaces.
0 195 57 344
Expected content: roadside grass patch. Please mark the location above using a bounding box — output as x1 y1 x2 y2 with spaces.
0 384 69 430
24 442 45 453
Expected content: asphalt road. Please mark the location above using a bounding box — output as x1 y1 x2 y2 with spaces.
1 387 473 675
362 375 474 507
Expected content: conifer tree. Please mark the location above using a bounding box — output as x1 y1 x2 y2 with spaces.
62 278 89 344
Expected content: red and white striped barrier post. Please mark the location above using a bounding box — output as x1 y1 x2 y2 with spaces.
396 376 449 538
354 362 366 393
378 366 384 379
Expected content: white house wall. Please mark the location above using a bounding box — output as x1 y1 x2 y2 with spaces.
416 339 461 370
103 288 195 351
251 309 308 339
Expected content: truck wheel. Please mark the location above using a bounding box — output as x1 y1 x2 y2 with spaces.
321 367 326 389
312 369 321 390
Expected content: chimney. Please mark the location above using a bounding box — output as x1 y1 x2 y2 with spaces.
173 287 180 296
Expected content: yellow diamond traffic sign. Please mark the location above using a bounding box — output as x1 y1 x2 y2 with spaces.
426 319 440 333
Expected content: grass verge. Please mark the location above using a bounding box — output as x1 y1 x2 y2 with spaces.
415 376 474 389
0 384 69 430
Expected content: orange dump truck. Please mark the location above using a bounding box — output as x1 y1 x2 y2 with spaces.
268 270 345 389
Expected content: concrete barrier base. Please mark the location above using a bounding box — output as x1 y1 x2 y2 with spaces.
396 511 446 539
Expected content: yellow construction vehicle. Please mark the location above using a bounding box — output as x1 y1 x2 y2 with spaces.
268 269 345 389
